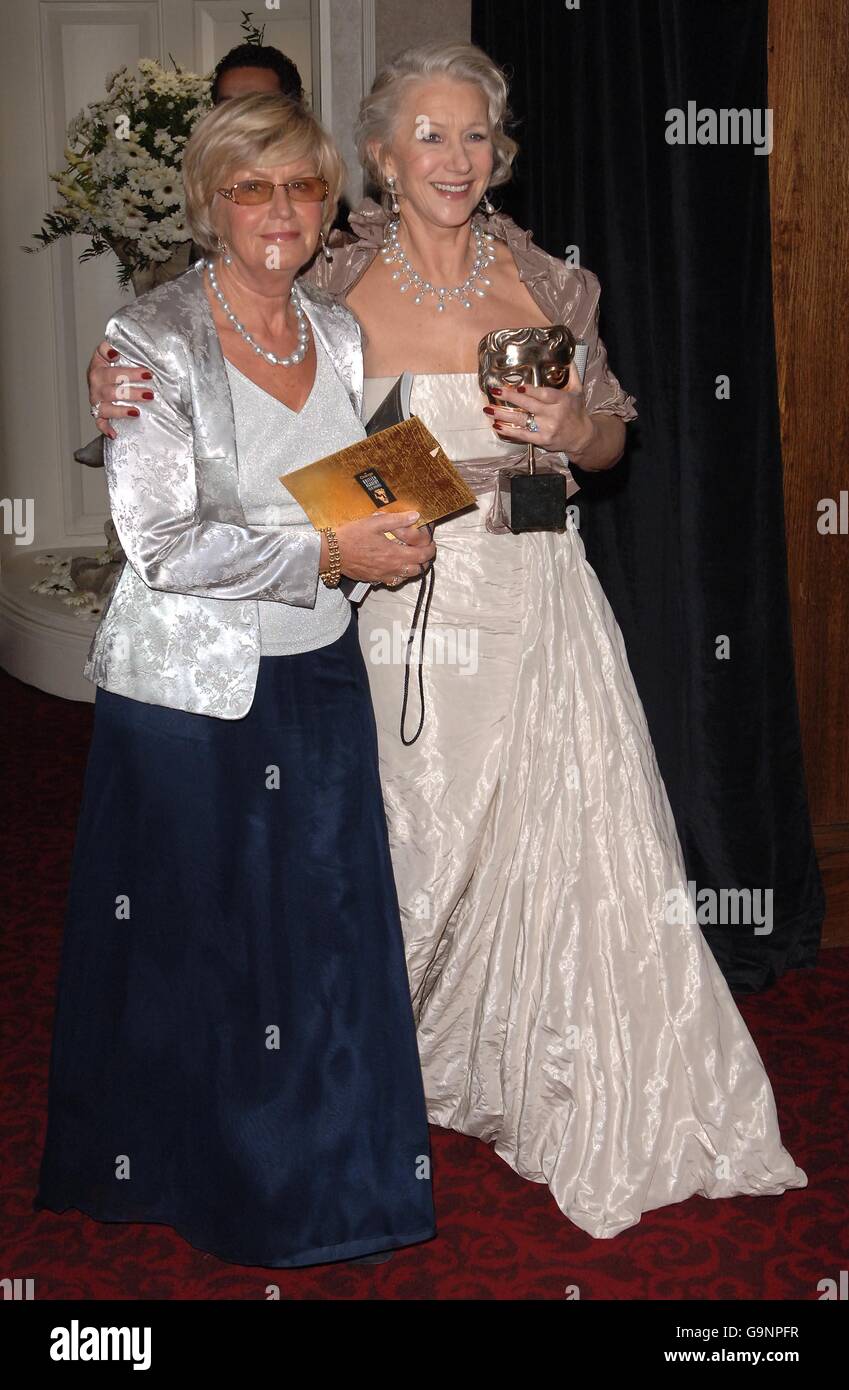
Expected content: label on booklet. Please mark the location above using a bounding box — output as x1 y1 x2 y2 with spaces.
354 468 396 507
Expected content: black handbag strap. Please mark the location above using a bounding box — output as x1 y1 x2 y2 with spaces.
399 528 436 746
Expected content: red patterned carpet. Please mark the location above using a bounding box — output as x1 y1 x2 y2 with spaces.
2 668 845 1300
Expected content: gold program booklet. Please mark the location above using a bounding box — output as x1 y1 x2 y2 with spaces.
279 415 477 531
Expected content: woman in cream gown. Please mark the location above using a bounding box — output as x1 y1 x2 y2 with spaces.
316 195 807 1239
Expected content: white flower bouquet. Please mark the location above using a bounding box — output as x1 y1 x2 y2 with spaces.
26 59 212 287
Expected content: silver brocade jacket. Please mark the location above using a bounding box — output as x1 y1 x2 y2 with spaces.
84 262 364 719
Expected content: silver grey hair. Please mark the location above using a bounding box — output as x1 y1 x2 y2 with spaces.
355 40 519 208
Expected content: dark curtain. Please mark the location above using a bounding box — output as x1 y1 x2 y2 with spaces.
471 0 823 991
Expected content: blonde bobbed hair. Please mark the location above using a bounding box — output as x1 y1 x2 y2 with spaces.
182 92 346 251
355 40 519 209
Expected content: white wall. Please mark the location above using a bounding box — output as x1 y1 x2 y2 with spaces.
375 0 470 71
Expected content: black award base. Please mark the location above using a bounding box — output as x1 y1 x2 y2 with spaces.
498 468 568 533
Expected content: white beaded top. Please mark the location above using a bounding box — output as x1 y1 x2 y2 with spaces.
227 336 365 656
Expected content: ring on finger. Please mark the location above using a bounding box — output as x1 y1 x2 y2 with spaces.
526 411 539 433
90 402 102 420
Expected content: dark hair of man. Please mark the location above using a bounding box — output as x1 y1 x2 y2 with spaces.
211 45 304 106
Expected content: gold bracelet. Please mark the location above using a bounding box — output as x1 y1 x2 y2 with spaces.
319 526 341 588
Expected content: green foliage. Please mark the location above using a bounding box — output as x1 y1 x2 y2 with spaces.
240 10 266 45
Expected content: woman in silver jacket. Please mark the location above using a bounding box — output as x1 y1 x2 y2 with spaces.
33 92 437 1269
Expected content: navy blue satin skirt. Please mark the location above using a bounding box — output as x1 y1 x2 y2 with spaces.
34 613 436 1267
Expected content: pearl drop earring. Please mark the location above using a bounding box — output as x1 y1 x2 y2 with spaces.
216 236 232 266
386 174 400 215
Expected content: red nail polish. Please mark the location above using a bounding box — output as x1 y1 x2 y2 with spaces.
107 349 119 359
516 385 527 393
490 387 503 396
141 371 152 380
483 405 495 415
128 408 140 417
142 391 154 400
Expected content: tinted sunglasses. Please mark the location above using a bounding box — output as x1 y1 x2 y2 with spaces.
217 177 328 205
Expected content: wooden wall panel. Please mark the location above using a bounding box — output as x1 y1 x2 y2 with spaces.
768 0 849 943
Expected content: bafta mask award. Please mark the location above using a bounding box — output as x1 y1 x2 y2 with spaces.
478 325 578 533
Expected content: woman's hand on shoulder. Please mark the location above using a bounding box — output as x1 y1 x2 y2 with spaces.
87 339 155 440
333 511 436 586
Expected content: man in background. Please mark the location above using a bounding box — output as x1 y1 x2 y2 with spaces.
211 42 304 105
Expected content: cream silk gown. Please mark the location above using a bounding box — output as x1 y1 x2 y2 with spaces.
358 370 807 1239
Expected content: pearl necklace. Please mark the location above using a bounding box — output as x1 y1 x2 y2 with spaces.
381 217 496 310
205 259 310 366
